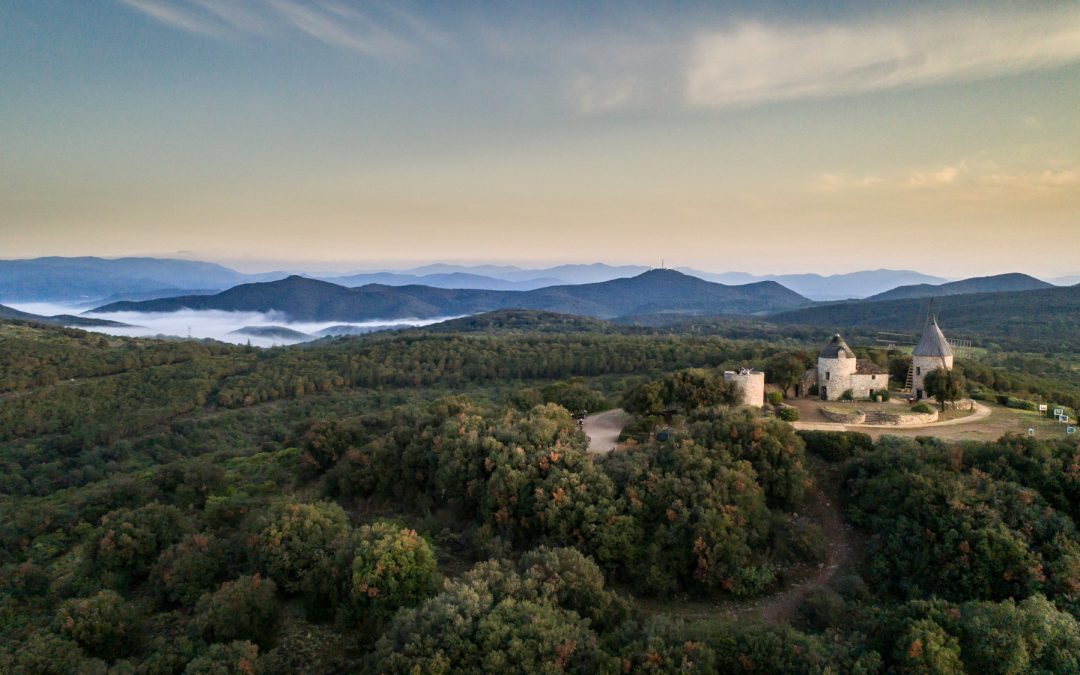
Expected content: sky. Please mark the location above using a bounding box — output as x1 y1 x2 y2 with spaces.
2 0 1079 277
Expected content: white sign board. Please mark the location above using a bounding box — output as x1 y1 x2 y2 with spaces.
1039 404 1048 412
1055 408 1065 417
1068 427 1076 435
1028 427 1036 437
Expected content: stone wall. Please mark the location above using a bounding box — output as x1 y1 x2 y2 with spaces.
874 410 939 425
849 373 889 399
724 370 765 407
820 407 866 424
819 406 939 426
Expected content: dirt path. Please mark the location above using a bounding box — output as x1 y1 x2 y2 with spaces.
757 484 852 623
582 408 630 453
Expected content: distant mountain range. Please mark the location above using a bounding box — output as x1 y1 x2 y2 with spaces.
92 270 811 321
676 269 949 301
0 257 287 303
323 271 562 291
390 264 950 300
0 256 969 304
865 273 1053 302
0 256 1069 311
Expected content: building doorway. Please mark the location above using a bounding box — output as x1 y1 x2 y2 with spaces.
820 387 827 400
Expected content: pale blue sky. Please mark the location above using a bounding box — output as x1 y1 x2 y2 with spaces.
2 1 1078 275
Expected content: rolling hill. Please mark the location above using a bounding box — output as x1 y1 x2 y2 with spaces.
865 273 1053 302
92 270 811 321
768 285 1080 350
420 310 616 334
0 303 129 327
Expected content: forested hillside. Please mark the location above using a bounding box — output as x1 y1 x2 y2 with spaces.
2 318 1079 673
768 285 1080 352
864 273 1053 302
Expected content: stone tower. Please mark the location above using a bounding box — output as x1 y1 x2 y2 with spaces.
723 368 765 407
817 334 857 400
911 318 954 400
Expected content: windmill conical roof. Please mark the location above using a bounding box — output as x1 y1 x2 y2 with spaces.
914 319 953 358
820 333 855 359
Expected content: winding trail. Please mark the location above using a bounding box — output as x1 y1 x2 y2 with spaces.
756 484 853 623
582 408 630 453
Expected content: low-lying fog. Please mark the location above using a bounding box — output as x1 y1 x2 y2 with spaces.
5 302 453 348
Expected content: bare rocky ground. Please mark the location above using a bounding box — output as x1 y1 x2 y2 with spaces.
582 408 631 453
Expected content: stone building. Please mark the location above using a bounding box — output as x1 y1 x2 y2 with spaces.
723 368 765 407
811 334 888 401
911 318 954 401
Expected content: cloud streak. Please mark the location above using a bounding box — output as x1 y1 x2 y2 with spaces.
118 0 449 59
119 0 224 37
814 161 1080 203
686 6 1080 108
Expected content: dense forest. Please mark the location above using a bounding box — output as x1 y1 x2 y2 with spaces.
2 315 1079 673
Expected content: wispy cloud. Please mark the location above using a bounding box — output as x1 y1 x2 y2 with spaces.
117 0 450 59
815 161 1080 202
687 6 1080 108
570 75 643 114
265 0 407 57
119 0 224 37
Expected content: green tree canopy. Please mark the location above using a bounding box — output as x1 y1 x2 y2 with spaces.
924 367 967 411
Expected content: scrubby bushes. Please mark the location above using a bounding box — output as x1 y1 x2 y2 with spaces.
796 430 873 462
772 516 827 566
53 590 140 661
371 550 625 673
776 406 800 422
600 437 774 596
84 503 189 587
256 501 349 592
192 575 281 649
183 640 263 675
150 534 226 606
346 522 439 621
843 437 1080 606
621 368 739 415
910 402 935 414
539 379 608 415
2 631 106 674
687 409 808 510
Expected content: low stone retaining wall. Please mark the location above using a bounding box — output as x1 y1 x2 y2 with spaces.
819 406 939 426
945 399 976 412
869 410 939 426
820 407 866 424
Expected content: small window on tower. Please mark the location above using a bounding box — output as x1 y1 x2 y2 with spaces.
916 366 921 376
826 372 831 381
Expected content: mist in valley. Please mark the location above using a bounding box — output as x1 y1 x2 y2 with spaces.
3 302 452 347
